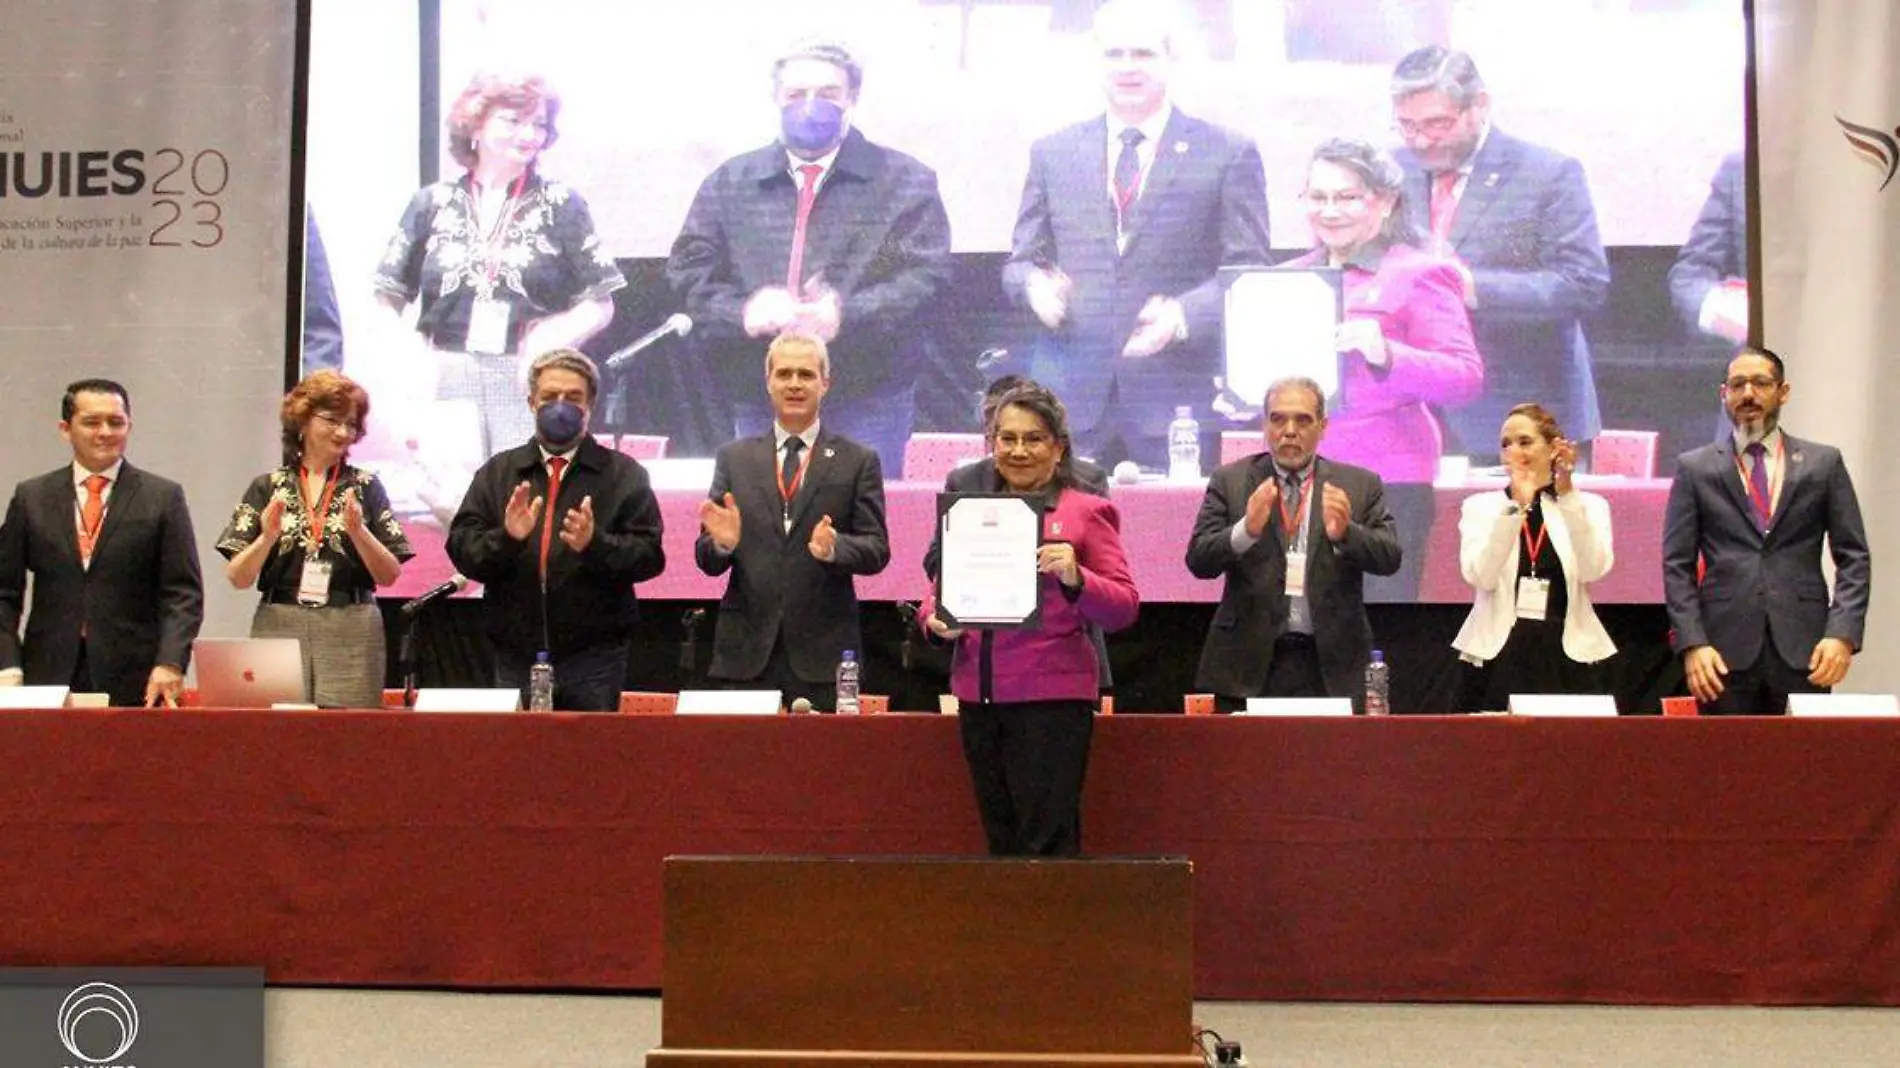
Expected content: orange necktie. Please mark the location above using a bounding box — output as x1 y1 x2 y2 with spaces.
1429 171 1460 243
78 474 109 564
539 457 567 578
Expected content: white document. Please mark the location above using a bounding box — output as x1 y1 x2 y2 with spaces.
1242 697 1354 717
938 494 1042 628
1786 693 1900 717
1507 694 1618 717
411 688 522 713
1222 267 1343 408
675 689 781 715
0 686 73 709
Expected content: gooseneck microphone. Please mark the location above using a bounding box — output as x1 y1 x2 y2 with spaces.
603 313 693 370
399 573 468 616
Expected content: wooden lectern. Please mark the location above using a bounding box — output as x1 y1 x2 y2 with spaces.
647 856 1202 1067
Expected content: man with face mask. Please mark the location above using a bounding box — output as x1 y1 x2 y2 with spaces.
667 41 953 476
448 349 666 711
1662 347 1870 715
1185 377 1401 713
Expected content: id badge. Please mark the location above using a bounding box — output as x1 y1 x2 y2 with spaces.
1284 551 1308 598
1515 576 1551 621
465 297 512 355
297 558 334 606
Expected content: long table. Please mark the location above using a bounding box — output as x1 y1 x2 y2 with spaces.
3 709 1896 1004
389 477 1671 603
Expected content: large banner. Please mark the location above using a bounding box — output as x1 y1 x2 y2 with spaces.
1756 1 1900 696
0 1 296 645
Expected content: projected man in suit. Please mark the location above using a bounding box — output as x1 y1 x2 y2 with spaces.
696 333 890 710
1669 151 1748 347
667 41 952 476
1187 377 1401 713
1003 0 1271 470
1390 45 1611 457
0 378 205 706
1662 347 1870 715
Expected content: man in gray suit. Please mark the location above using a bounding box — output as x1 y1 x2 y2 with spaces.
1004 0 1270 470
1187 377 1401 713
696 333 890 710
1662 347 1870 715
1390 46 1611 457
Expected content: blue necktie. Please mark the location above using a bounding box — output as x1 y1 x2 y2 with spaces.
1745 441 1772 531
1113 128 1144 223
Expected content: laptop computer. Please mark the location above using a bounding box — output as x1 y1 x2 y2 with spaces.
192 638 306 707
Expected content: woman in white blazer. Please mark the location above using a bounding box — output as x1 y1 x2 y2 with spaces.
1452 403 1616 711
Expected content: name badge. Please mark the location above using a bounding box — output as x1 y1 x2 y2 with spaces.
1515 576 1551 621
465 297 512 355
1284 551 1308 598
298 558 334 606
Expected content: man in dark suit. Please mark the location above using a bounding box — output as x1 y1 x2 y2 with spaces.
1003 0 1270 470
1669 151 1748 347
1186 377 1401 713
696 333 889 710
0 378 204 706
667 41 952 475
1662 347 1869 715
449 350 666 711
1390 46 1611 457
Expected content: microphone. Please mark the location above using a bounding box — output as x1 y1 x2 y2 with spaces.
679 607 707 673
603 313 693 370
789 696 814 716
895 601 919 671
399 573 467 616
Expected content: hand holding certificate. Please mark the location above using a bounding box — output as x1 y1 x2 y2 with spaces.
936 493 1044 629
1220 266 1345 407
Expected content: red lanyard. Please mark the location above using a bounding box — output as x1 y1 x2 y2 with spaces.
776 441 808 510
1520 511 1549 576
300 463 341 551
472 171 528 283
1277 474 1314 541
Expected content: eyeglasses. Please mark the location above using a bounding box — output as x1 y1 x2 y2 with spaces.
993 431 1055 451
313 412 360 436
1722 376 1781 395
1301 190 1371 210
1392 111 1466 139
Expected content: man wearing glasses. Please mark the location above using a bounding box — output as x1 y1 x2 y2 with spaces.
1389 45 1611 463
1661 347 1870 714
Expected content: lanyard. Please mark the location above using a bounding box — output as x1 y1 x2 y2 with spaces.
1732 436 1784 520
1277 473 1314 546
471 171 529 283
776 439 808 523
299 463 341 553
1520 510 1549 578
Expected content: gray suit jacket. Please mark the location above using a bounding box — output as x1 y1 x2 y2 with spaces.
1186 455 1401 706
1662 433 1870 672
695 428 889 683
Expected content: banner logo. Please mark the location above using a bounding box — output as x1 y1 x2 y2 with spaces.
56 982 140 1064
1836 115 1900 190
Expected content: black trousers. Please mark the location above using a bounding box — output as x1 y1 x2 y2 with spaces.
718 630 836 712
1703 645 1823 716
497 640 628 712
1215 633 1326 713
957 699 1094 857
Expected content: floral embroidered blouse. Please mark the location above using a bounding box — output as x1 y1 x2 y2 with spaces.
216 466 414 603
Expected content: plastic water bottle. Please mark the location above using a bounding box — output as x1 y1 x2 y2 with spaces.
528 651 555 712
1363 650 1390 717
1167 406 1201 482
835 649 861 715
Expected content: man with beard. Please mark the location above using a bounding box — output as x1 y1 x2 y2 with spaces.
1662 347 1870 715
448 350 666 711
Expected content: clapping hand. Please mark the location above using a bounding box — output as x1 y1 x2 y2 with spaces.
503 481 543 541
1321 484 1353 542
698 492 742 552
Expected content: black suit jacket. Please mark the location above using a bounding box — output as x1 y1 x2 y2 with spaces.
695 428 889 683
1662 433 1870 672
448 437 666 663
666 129 953 403
1667 152 1745 338
1185 455 1400 706
0 463 205 705
1004 109 1270 434
1397 127 1610 447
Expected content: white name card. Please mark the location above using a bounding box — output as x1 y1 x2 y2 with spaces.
0 686 72 709
1508 694 1618 717
1786 693 1900 717
411 688 522 713
675 689 781 716
1242 697 1354 717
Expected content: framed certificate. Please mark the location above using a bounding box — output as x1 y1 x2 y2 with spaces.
934 493 1044 630
1219 266 1345 409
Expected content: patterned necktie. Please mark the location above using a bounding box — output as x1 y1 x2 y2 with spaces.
1745 441 1772 531
1282 470 1304 547
539 457 567 577
1429 171 1460 243
785 163 824 292
1113 128 1145 226
78 473 109 563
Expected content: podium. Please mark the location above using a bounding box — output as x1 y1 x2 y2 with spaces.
647 856 1202 1067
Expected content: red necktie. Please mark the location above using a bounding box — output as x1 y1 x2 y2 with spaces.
539 457 567 577
1429 171 1460 242
78 474 109 564
1745 442 1773 531
785 163 824 292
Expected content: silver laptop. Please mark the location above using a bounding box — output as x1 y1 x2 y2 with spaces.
192 638 306 707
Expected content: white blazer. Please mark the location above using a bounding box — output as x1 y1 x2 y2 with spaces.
1451 489 1616 665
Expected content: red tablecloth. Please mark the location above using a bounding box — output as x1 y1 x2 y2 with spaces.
389 478 1671 603
3 709 1896 1003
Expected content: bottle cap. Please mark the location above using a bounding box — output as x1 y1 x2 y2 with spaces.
841 649 856 660
1370 650 1384 663
536 650 550 664
1175 405 1192 417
